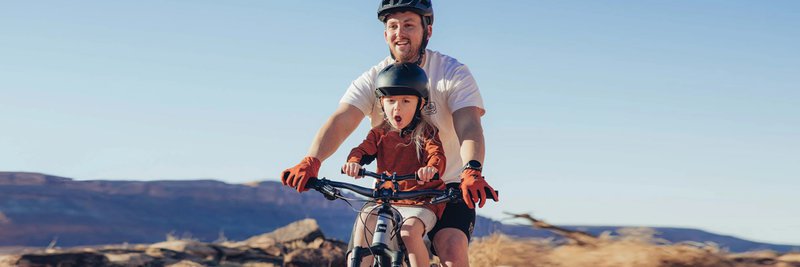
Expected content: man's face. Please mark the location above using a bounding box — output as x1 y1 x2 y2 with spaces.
384 11 431 63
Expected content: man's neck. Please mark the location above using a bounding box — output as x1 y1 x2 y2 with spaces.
395 53 427 67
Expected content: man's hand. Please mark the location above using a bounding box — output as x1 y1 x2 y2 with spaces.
460 169 499 209
281 157 321 193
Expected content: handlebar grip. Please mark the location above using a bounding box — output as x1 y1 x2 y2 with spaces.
305 177 320 189
414 172 439 181
430 187 499 205
473 188 499 201
340 168 367 177
487 188 499 201
463 188 500 201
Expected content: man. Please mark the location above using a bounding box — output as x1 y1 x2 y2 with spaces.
281 1 498 265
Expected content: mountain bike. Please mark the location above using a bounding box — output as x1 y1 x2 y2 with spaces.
306 169 497 267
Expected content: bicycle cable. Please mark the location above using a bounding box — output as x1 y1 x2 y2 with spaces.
324 191 383 263
361 204 383 261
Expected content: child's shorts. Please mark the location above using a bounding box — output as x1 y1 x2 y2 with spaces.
364 204 437 235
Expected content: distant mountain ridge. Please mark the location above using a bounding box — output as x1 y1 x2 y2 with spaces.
1 172 797 253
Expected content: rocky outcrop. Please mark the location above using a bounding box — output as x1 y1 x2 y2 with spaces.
0 172 71 185
0 172 356 247
230 219 324 250
0 219 346 267
726 251 800 267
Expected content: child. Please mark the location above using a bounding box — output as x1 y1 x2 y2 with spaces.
343 62 445 267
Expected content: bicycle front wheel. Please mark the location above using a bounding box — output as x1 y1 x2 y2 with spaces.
373 255 395 267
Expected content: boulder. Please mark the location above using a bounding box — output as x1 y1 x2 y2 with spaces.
105 252 155 266
166 259 206 267
147 240 218 260
240 263 281 267
16 251 109 267
779 253 800 263
728 250 778 265
1 219 344 267
256 218 322 243
283 247 346 267
235 219 323 251
218 248 283 265
778 253 800 267
0 255 22 266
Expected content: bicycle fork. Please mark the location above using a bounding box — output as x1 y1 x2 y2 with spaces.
349 204 405 267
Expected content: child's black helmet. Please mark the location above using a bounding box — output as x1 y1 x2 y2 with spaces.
375 63 429 102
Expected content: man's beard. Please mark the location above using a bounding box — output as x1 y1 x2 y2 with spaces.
392 45 421 63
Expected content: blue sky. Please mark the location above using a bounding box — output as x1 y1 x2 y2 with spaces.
1 1 798 245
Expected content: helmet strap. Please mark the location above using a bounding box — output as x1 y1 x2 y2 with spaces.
400 97 425 137
415 15 429 66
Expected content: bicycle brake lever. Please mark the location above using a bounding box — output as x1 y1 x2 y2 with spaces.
311 178 339 201
320 184 339 201
429 194 453 205
429 187 460 204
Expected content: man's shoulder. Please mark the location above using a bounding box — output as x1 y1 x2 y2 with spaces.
427 49 466 67
350 57 393 87
426 50 471 79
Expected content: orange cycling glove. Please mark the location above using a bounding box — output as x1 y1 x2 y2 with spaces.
281 157 321 193
460 169 499 209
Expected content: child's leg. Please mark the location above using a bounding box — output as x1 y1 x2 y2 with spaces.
401 217 430 267
394 206 437 267
349 206 378 267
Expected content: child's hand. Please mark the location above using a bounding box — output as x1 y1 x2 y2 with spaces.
416 166 438 184
342 162 363 178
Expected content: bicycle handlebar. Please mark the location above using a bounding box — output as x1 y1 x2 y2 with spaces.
307 177 444 201
306 175 497 205
341 168 439 181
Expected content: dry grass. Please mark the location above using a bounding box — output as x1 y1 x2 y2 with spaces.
468 228 735 267
468 233 555 267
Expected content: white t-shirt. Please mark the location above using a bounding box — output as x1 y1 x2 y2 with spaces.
340 49 484 184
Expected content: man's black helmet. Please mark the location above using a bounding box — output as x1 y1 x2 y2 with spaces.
375 63 429 102
378 0 434 25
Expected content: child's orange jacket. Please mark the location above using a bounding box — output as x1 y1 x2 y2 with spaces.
347 126 447 218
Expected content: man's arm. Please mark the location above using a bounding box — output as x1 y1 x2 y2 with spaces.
281 103 365 192
453 106 497 208
452 106 485 164
307 103 365 162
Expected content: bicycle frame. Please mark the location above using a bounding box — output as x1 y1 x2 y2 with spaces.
309 170 438 267
307 169 497 267
350 202 407 266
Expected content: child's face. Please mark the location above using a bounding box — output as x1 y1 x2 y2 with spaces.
381 95 420 130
